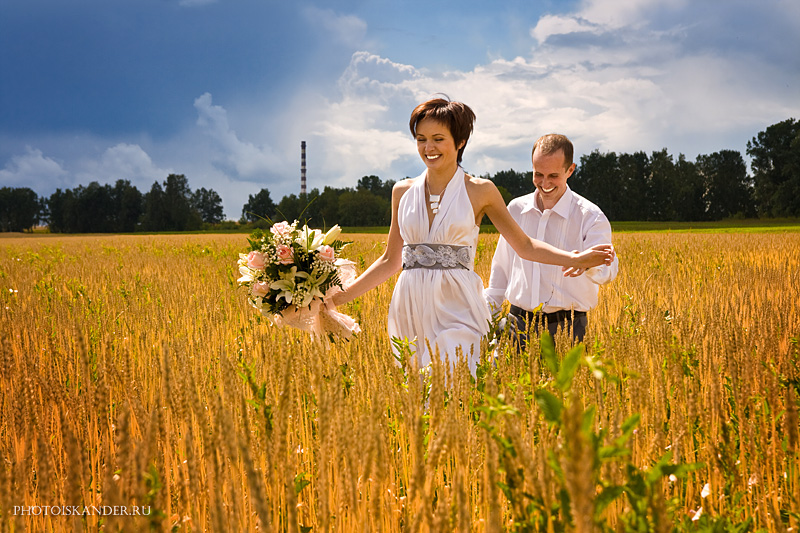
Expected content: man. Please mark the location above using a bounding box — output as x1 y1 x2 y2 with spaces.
484 134 618 346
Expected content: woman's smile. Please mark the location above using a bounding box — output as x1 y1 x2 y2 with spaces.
415 118 462 177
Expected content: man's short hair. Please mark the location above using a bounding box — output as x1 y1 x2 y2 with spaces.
532 134 574 168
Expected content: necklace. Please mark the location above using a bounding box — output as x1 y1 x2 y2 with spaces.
426 181 443 214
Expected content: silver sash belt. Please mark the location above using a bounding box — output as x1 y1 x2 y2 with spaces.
402 243 472 270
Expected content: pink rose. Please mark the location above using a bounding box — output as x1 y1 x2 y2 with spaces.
251 281 269 297
246 251 267 270
276 244 293 264
271 221 291 237
318 245 335 262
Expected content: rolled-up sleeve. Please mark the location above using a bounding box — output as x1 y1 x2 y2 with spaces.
583 212 619 285
484 236 512 316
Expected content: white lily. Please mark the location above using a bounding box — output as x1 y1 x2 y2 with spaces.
322 224 342 245
296 268 328 307
237 265 254 284
296 225 325 252
269 266 308 304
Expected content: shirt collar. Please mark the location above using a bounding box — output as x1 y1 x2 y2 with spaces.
521 186 575 217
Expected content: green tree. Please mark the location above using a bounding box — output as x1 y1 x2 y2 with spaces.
46 188 76 233
670 154 705 221
572 151 619 219
315 186 345 227
647 149 675 221
140 182 168 231
110 179 144 232
696 150 754 220
489 169 531 199
0 187 40 232
338 188 390 226
241 188 277 224
44 181 143 233
357 175 395 200
617 152 650 220
746 118 800 217
191 187 225 224
73 182 115 232
296 189 322 225
275 193 304 224
163 174 202 231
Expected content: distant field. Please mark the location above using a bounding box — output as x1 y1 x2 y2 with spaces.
343 218 800 234
610 218 800 233
4 218 798 238
1 230 798 531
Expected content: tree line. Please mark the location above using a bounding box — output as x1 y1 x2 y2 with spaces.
1 118 798 232
1 174 224 233
246 117 800 225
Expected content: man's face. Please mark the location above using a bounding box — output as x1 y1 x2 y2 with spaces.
532 149 576 208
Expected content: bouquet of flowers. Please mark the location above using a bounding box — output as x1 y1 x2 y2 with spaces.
237 220 360 339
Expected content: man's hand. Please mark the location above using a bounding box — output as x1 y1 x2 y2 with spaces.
562 266 587 277
563 250 588 276
564 244 615 276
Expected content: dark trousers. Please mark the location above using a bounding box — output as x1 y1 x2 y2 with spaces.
506 305 587 351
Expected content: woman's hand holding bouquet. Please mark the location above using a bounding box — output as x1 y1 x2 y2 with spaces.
237 221 360 339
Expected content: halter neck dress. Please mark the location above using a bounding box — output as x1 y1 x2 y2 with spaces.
387 167 491 374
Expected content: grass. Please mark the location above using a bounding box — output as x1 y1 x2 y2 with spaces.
0 230 798 531
610 218 800 233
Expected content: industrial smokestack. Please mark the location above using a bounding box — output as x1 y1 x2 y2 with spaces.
301 141 307 195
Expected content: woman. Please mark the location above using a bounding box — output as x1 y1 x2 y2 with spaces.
330 97 613 373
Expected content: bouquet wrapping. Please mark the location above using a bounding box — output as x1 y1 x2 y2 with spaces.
237 221 360 339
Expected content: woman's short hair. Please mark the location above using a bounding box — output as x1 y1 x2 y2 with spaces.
409 97 476 164
532 134 574 168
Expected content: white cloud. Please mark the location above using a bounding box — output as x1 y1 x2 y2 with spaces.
531 15 601 44
303 7 368 48
306 0 799 185
312 98 412 182
0 147 68 191
75 143 172 191
194 92 281 179
579 0 688 28
340 52 421 91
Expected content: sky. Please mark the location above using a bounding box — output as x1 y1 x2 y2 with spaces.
1 0 799 220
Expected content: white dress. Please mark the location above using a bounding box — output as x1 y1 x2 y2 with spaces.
387 167 491 373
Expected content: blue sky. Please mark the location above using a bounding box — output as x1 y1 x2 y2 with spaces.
2 0 799 219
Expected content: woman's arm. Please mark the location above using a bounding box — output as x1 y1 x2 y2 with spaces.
471 179 613 269
330 180 411 306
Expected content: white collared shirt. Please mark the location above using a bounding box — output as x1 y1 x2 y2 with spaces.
484 186 618 315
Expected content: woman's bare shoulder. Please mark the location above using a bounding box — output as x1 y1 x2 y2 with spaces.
465 173 498 193
392 177 415 195
393 177 416 191
391 177 416 203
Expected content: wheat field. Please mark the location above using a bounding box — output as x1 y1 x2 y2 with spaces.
0 231 798 532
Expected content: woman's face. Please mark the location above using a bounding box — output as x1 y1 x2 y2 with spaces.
415 118 464 174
